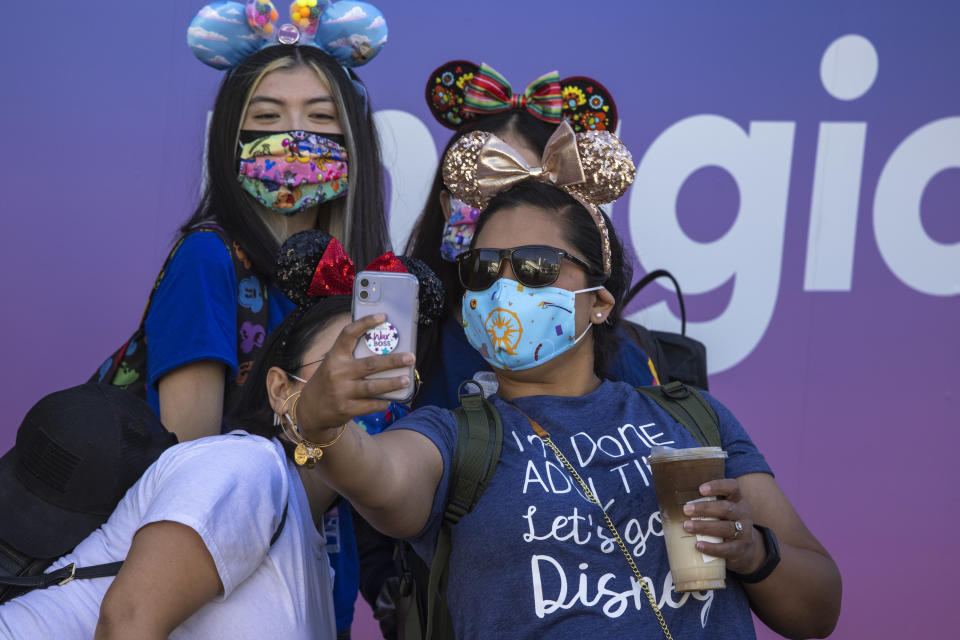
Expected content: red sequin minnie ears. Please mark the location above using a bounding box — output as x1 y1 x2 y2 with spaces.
276 231 444 326
424 60 619 134
306 237 405 297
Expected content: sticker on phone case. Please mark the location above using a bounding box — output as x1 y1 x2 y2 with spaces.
364 321 400 355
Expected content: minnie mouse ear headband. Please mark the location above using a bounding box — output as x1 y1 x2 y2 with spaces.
442 121 635 277
276 231 443 326
188 0 387 70
426 60 618 134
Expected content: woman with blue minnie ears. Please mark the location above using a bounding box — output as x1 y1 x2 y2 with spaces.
289 122 842 639
141 0 390 443
117 2 391 636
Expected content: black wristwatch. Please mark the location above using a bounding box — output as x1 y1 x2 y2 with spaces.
730 524 781 584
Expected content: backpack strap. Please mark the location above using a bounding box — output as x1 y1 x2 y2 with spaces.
0 498 289 593
635 381 722 448
94 223 269 396
623 269 687 335
0 561 125 590
197 225 270 390
131 223 228 343
412 388 503 640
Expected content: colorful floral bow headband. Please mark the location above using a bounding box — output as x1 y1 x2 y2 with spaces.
463 64 561 123
276 231 444 326
441 121 635 276
188 0 387 70
426 60 619 134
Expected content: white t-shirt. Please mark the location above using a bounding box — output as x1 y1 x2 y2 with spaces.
0 433 336 639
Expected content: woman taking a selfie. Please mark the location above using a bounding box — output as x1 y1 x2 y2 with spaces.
0 230 441 639
288 122 842 638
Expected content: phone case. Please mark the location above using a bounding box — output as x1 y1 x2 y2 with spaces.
351 270 419 402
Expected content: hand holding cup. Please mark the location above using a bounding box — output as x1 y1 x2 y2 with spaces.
682 478 765 576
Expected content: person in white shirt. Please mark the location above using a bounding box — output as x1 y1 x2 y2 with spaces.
0 297 365 639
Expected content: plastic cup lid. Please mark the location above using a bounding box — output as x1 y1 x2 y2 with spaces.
648 445 727 463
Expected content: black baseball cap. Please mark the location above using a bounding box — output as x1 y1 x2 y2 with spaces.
0 383 177 559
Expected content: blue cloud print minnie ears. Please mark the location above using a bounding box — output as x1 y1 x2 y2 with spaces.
188 0 388 70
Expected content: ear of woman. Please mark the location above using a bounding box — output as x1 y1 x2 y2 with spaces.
590 288 614 323
266 366 299 417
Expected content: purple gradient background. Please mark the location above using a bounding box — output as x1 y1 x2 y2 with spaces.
1 1 957 637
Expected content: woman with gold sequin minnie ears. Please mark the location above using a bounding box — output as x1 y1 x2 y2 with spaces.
139 1 391 444
405 60 658 410
275 125 840 640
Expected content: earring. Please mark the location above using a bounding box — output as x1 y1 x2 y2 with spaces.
273 412 281 427
595 312 603 319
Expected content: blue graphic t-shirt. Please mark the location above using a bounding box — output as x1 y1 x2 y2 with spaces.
144 231 295 416
416 315 658 410
389 380 771 639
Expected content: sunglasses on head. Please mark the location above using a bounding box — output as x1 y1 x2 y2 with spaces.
457 245 599 291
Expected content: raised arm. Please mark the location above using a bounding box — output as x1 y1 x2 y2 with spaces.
683 473 842 639
297 314 445 538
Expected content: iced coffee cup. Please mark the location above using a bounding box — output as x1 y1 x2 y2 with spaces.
649 446 728 592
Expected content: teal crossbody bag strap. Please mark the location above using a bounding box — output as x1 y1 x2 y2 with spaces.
635 381 722 447
409 389 503 640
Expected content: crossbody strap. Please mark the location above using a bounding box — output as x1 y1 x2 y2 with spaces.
507 404 675 640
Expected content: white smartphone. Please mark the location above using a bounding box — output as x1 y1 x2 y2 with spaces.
351 270 419 402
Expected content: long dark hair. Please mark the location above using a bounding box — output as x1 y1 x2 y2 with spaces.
475 181 632 378
227 296 353 442
181 45 389 280
405 111 555 377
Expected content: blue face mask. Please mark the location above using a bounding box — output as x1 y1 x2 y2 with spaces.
461 278 603 372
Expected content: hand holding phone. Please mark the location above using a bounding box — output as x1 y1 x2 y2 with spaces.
295 314 414 439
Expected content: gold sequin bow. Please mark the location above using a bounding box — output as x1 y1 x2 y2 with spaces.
441 120 635 276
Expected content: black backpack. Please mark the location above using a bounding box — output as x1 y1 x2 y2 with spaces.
399 381 721 640
90 223 270 398
621 269 710 391
0 415 286 603
0 383 178 603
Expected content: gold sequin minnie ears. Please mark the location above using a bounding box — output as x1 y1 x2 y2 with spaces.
426 60 619 134
441 121 635 277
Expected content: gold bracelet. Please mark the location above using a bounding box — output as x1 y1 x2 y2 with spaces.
285 392 348 467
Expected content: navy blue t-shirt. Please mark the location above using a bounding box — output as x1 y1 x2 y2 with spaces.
388 380 771 639
416 315 658 410
144 232 296 416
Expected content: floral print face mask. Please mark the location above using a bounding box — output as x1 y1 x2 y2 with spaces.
440 193 480 262
238 130 348 215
